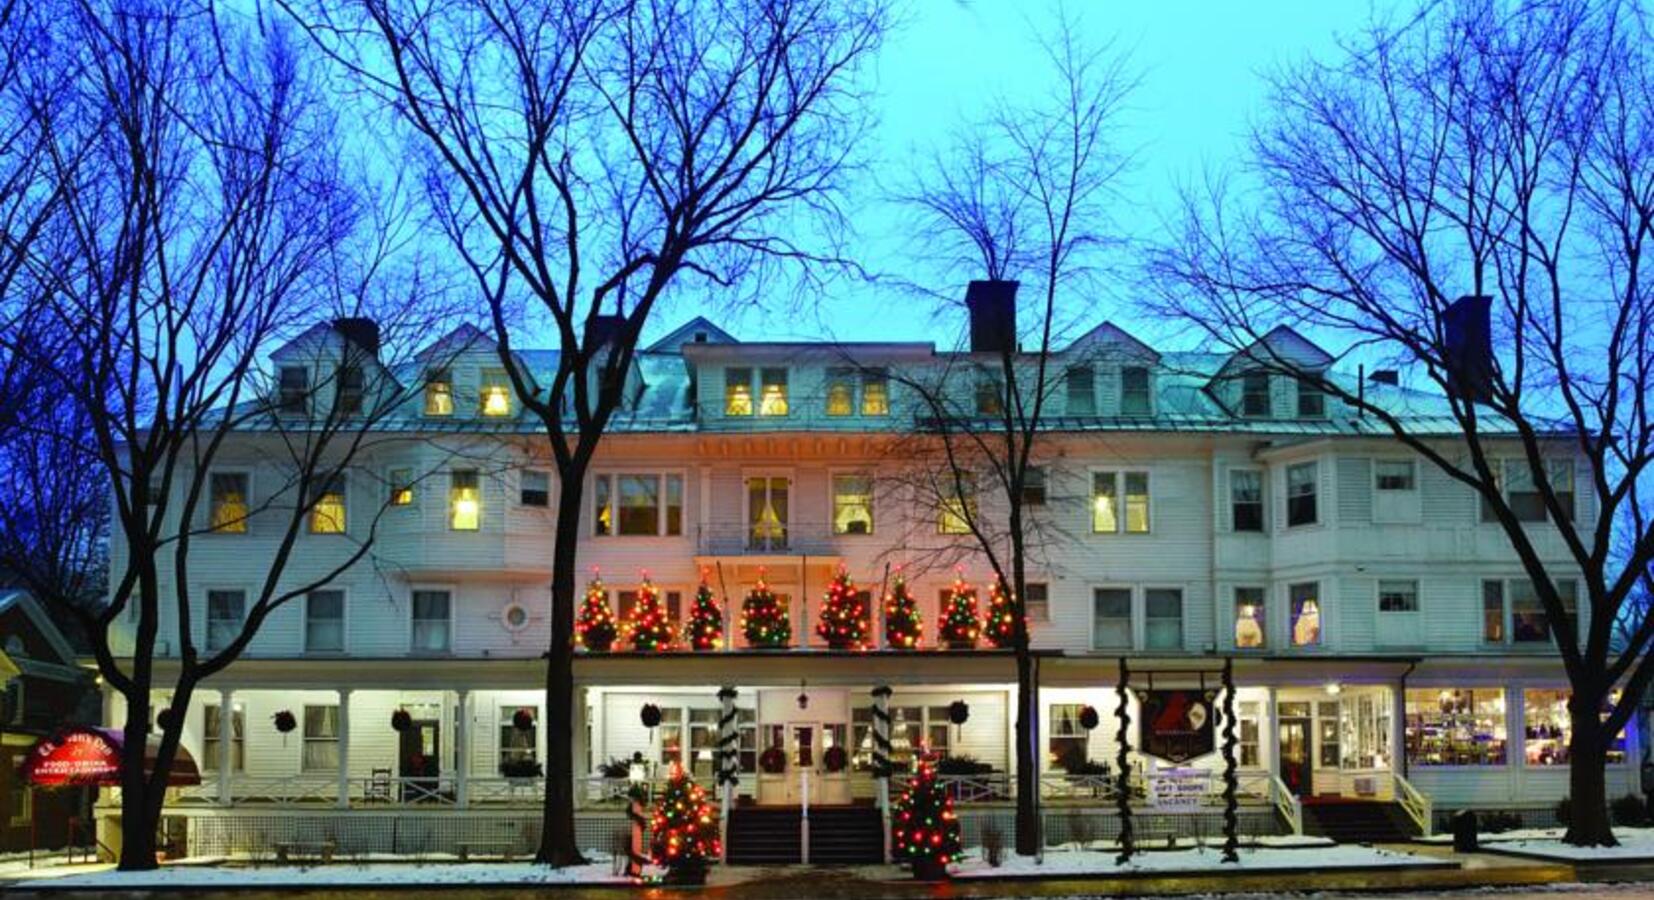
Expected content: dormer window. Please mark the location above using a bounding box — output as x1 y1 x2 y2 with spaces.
1241 371 1270 417
278 367 309 415
480 369 512 417
825 368 854 417
1066 366 1096 416
975 372 1004 416
424 368 453 416
861 369 889 416
758 368 789 416
1120 366 1152 416
724 367 753 416
1296 379 1326 418
335 365 364 416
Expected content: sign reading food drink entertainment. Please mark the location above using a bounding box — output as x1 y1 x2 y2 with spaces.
1134 689 1217 763
21 727 122 786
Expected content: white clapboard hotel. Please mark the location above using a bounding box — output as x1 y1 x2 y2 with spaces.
100 285 1638 860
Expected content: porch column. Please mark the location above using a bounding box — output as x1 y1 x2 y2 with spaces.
337 688 352 810
1264 687 1280 778
716 686 739 863
455 689 470 808
218 687 234 804
1389 681 1406 779
871 685 893 862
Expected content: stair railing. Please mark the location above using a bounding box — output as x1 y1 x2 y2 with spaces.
1392 771 1433 837
1267 772 1303 835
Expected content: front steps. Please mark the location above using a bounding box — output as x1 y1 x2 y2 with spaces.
726 806 883 864
1303 799 1418 843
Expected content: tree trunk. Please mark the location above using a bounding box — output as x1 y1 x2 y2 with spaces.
537 475 588 866
1013 652 1040 855
1562 702 1617 847
117 694 159 871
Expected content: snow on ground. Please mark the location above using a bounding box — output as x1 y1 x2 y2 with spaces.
952 843 1444 878
1421 826 1654 861
5 857 634 890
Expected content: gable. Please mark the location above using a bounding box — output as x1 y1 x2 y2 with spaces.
0 593 81 670
1064 321 1161 361
647 317 737 353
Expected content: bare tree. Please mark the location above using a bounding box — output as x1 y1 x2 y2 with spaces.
887 7 1133 857
0 0 456 869
1150 0 1654 846
274 0 888 865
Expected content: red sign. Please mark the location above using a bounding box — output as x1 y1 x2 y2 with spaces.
21 728 121 786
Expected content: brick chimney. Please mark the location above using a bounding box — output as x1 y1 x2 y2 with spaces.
1442 295 1493 403
332 317 381 357
964 280 1018 354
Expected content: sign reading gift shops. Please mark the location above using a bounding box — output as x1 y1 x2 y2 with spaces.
1134 689 1218 764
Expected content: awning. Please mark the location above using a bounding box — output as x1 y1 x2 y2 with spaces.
20 726 202 788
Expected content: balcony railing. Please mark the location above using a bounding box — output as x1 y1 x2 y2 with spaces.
696 521 837 557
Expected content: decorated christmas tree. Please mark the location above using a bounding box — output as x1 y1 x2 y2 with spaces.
576 572 617 652
815 567 870 649
649 762 720 885
682 571 724 652
891 755 961 880
624 575 675 652
883 570 923 650
937 573 981 649
741 575 791 649
982 577 1017 649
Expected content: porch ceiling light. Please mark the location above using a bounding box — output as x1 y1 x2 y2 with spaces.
1324 682 1342 696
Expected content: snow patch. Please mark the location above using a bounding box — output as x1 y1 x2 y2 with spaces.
6 858 634 889
952 843 1443 879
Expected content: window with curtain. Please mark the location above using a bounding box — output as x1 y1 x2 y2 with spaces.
480 369 512 416
1234 586 1266 648
825 368 854 416
423 368 453 416
860 369 889 415
411 590 451 652
1144 588 1183 649
658 707 684 765
724 367 753 416
1048 703 1089 771
832 474 874 534
1092 587 1132 649
302 705 340 771
758 368 789 416
206 590 245 652
210 473 249 533
202 703 244 772
449 470 480 530
1091 472 1118 533
309 476 347 534
305 590 345 653
747 476 790 547
1230 469 1263 531
1286 462 1318 526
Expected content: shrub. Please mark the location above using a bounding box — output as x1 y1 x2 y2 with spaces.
981 824 1005 868
1479 810 1524 833
1612 794 1650 827
500 758 544 779
936 755 995 776
598 757 635 779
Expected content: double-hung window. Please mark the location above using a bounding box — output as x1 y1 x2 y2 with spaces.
309 476 347 534
1484 578 1578 644
1289 582 1321 646
938 473 976 535
975 372 1004 416
724 367 753 416
1092 471 1149 533
423 368 454 416
1234 586 1266 649
1089 585 1186 650
758 368 789 416
278 367 309 415
389 468 414 506
1296 379 1325 418
302 705 340 771
480 369 512 416
1048 704 1090 771
1092 588 1132 649
593 474 684 536
304 590 345 653
1376 579 1421 646
1144 588 1184 650
1374 459 1419 522
1120 366 1151 416
1021 466 1047 506
520 470 550 507
209 473 250 534
206 590 245 652
1286 462 1318 526
202 703 245 772
1230 469 1263 532
1484 459 1576 523
1241 371 1270 417
449 469 480 530
500 706 538 769
1066 366 1096 415
860 369 889 415
411 590 452 653
335 365 365 416
1022 582 1049 622
825 368 855 416
831 474 874 535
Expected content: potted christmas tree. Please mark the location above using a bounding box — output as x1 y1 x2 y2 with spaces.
892 756 961 881
624 575 675 652
650 763 720 885
982 577 1017 649
937 574 981 650
683 570 724 651
815 567 869 649
884 571 923 650
741 576 791 649
576 572 618 652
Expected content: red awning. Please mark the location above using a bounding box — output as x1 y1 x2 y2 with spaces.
20 726 201 788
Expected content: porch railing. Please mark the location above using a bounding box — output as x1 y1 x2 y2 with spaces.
1267 772 1303 835
1392 771 1432 837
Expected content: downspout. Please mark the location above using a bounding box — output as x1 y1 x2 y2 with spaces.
1398 659 1418 779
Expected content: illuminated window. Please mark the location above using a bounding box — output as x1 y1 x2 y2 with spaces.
1405 688 1506 766
1066 366 1095 415
210 473 249 534
593 473 681 536
748 477 790 548
389 468 414 506
938 474 975 535
861 369 889 415
302 705 340 771
825 368 854 416
1048 703 1089 771
1290 582 1321 646
1234 586 1266 648
1523 689 1625 766
309 477 346 534
520 470 549 507
1241 370 1270 417
449 469 480 530
278 367 309 415
593 474 611 535
759 368 789 416
1092 470 1149 533
1124 473 1150 532
832 474 874 535
202 703 245 772
1120 366 1152 416
724 367 753 416
499 705 539 769
618 475 660 535
480 369 512 416
423 368 453 416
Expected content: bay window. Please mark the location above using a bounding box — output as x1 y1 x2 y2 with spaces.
1483 578 1578 644
1289 582 1321 647
1483 459 1576 523
1405 688 1507 766
1230 469 1263 532
1286 462 1318 526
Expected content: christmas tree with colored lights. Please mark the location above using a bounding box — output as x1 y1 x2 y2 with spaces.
576 572 617 652
884 571 923 650
937 574 981 649
624 576 674 652
649 762 720 885
683 571 724 651
815 567 870 649
982 577 1017 649
891 755 961 880
741 576 791 649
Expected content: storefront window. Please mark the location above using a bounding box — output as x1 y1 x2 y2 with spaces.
1523 689 1626 766
1238 701 1261 766
1339 692 1392 770
1405 688 1507 766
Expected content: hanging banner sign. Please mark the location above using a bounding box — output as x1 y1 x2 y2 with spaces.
1136 689 1217 763
1150 766 1210 810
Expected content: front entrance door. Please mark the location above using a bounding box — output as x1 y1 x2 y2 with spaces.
400 718 442 802
785 724 816 804
1279 718 1312 797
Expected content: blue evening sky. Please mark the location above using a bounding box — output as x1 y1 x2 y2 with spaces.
694 0 1402 348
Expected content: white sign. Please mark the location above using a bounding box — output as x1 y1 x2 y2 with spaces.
1150 767 1210 811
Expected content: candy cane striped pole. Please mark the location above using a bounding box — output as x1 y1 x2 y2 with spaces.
717 685 739 861
871 684 893 862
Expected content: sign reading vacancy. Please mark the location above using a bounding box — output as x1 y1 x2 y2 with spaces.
1150 767 1211 810
1135 689 1217 763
